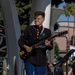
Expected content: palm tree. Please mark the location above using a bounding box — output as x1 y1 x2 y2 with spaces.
70 3 75 45
63 3 73 50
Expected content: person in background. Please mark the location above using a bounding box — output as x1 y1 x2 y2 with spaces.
70 35 75 46
72 56 75 75
62 59 73 75
54 57 64 75
46 62 53 75
46 56 59 75
18 11 53 75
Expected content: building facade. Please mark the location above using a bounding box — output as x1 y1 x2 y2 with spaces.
54 21 75 56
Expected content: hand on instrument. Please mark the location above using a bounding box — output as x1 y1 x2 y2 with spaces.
45 40 51 47
23 45 32 52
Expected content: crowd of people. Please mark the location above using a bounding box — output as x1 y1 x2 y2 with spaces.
46 56 75 75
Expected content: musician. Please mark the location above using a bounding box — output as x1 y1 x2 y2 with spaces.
18 11 53 75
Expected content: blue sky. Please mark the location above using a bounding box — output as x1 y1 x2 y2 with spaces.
57 2 74 22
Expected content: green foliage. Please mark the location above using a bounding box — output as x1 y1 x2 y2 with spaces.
15 0 32 26
54 44 61 60
20 25 27 31
63 3 74 16
69 3 75 16
0 0 32 30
